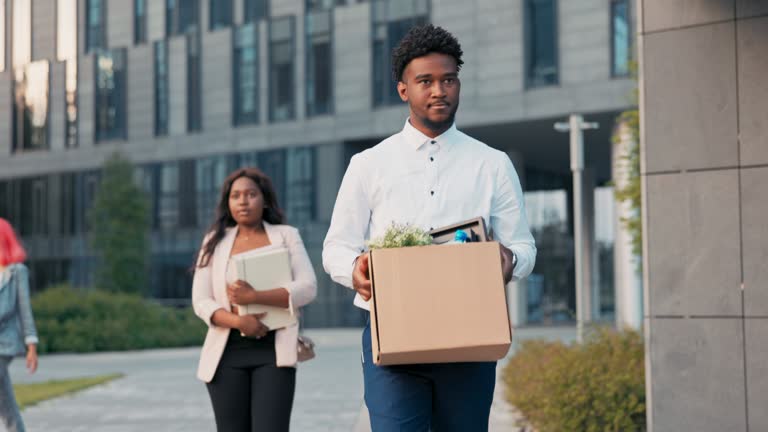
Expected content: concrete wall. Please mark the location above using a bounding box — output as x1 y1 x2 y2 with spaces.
31 0 55 60
639 1 768 430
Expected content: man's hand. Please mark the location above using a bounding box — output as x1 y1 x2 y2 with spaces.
238 313 270 339
353 252 372 301
26 344 38 374
227 280 256 305
499 244 516 285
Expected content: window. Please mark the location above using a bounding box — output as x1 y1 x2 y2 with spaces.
286 147 315 223
269 16 295 122
611 0 630 77
243 0 268 23
86 0 106 52
209 0 232 30
154 40 169 135
166 0 199 36
372 0 429 106
17 177 48 236
57 0 78 148
12 61 50 152
306 0 334 10
306 9 333 116
134 164 159 229
195 156 228 227
74 171 100 233
233 23 259 125
524 0 558 88
94 49 127 142
178 160 197 228
158 162 179 230
135 0 147 44
187 31 202 132
254 149 286 205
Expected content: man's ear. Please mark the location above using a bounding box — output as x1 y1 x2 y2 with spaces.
397 81 408 102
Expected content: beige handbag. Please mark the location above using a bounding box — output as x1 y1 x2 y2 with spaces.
297 335 316 362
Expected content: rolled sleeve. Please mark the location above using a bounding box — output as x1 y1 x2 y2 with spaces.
15 264 39 344
283 227 318 314
491 157 537 280
322 154 371 290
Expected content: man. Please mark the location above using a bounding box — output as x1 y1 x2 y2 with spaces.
322 24 536 431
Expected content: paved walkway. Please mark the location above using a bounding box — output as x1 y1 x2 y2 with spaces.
9 327 575 431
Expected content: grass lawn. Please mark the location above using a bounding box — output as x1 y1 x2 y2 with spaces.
13 374 123 409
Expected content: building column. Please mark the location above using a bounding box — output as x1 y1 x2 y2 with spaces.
639 1 767 430
612 120 642 330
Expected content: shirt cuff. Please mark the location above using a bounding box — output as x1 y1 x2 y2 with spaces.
25 335 39 345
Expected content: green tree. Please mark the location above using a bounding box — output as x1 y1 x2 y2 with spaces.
613 63 642 266
88 153 150 294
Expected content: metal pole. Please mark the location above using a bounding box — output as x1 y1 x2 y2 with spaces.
555 114 598 343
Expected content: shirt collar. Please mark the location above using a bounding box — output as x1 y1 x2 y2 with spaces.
401 118 459 151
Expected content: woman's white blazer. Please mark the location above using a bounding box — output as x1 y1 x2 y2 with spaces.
192 222 318 382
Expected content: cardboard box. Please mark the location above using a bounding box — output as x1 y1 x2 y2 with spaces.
368 241 512 366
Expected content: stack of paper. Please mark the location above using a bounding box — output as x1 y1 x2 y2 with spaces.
227 246 296 330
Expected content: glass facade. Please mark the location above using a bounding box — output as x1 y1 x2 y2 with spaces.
524 0 558 87
86 0 106 53
94 49 127 142
243 0 268 23
285 148 315 223
611 0 631 77
0 147 317 298
166 0 200 36
135 0 147 44
58 0 78 148
187 30 202 132
209 0 233 30
12 61 50 152
522 168 616 325
371 0 429 106
233 23 259 125
305 8 333 116
269 16 296 122
154 40 169 136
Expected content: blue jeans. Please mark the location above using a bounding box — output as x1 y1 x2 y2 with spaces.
361 322 496 432
0 356 25 432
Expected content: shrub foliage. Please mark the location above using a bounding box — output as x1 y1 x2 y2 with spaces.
503 327 646 432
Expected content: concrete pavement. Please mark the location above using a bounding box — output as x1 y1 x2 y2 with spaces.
9 327 575 431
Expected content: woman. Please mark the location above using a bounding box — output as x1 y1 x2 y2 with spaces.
0 218 38 432
192 168 317 431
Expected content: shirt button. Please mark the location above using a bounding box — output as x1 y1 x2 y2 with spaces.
430 191 435 196
429 157 434 162
431 140 436 145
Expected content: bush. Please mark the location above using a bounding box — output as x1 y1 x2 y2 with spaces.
32 285 206 354
502 327 646 432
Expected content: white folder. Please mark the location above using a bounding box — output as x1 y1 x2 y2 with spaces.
227 247 297 330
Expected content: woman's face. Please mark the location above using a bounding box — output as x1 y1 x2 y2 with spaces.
228 176 265 226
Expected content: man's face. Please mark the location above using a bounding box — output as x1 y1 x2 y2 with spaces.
398 52 460 134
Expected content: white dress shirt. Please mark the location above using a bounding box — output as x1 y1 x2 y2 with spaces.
322 120 537 310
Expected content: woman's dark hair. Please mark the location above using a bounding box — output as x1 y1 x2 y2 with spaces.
195 167 285 268
391 24 464 82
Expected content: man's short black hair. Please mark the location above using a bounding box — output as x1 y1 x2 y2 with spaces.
391 24 464 82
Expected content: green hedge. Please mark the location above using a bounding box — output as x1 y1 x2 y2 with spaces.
32 285 206 354
503 327 646 432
